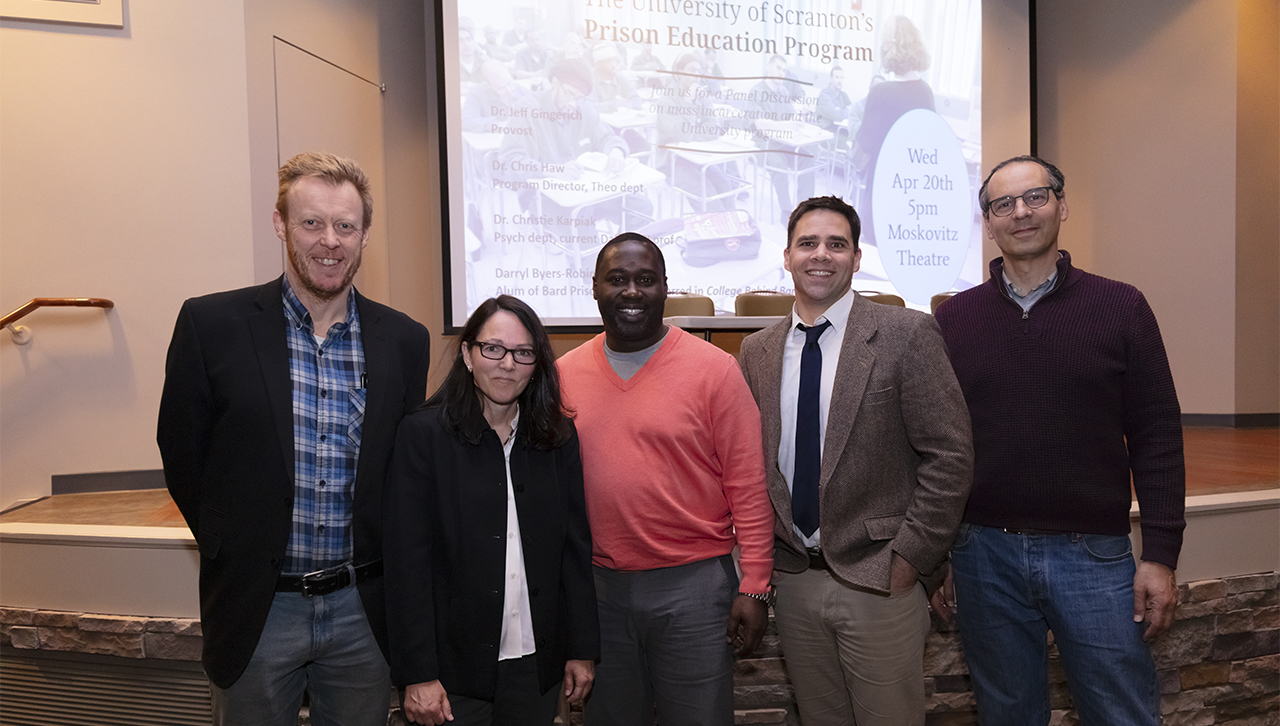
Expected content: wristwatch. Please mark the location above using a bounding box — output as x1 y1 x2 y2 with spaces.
740 585 776 608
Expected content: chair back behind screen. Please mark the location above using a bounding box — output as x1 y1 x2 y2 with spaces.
663 293 716 317
734 291 795 316
857 291 906 308
930 292 956 314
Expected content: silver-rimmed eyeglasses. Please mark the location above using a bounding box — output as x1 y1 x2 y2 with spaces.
987 187 1054 217
472 341 536 365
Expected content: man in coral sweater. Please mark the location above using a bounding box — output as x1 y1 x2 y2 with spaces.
934 156 1185 726
557 233 775 726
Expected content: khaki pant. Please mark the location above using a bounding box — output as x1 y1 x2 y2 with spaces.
773 567 930 726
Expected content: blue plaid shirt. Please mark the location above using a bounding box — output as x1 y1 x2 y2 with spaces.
282 278 365 574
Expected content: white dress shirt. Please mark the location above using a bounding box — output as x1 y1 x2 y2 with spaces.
778 288 854 548
498 409 537 660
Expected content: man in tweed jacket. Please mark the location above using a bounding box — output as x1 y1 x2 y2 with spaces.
739 196 973 726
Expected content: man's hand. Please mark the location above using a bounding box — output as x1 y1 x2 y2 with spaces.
927 562 956 625
1134 560 1178 640
605 149 627 176
403 680 452 725
725 594 768 656
890 552 919 595
563 659 595 703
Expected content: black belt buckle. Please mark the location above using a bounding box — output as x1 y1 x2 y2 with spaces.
280 560 380 596
806 547 829 571
298 566 348 597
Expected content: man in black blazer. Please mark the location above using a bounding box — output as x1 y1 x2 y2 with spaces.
158 152 430 726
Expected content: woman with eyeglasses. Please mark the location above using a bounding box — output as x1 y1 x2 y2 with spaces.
384 295 598 726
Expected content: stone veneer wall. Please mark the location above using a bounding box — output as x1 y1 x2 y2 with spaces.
1 572 1275 725
0 607 202 661
736 571 1279 725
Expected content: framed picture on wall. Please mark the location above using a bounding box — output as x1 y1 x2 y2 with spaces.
0 0 123 27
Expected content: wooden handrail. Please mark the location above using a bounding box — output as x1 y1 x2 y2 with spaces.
1 298 114 328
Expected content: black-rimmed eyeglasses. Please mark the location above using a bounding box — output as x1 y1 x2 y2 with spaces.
471 341 536 365
987 187 1055 217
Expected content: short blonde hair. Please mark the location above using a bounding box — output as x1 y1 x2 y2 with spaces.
880 16 931 76
276 151 373 230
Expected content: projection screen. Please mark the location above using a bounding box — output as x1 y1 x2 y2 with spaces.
438 0 1021 329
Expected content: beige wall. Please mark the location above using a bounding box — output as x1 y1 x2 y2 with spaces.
0 4 255 508
1037 0 1279 416
1234 0 1280 415
0 1 441 509
981 0 1033 265
378 1 455 395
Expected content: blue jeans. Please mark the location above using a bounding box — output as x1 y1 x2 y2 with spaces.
950 524 1159 726
211 585 392 726
585 556 738 726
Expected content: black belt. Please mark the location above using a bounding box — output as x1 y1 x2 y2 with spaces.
277 560 382 597
1001 527 1069 536
806 547 829 571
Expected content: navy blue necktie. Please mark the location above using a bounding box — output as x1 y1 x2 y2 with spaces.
793 320 830 538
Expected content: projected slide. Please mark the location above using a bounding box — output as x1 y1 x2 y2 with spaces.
442 0 983 327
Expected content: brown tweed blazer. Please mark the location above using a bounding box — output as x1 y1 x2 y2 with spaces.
739 292 973 594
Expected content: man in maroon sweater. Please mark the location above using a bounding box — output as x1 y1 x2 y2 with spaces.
934 156 1185 726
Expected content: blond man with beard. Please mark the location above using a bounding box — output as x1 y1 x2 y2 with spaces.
159 151 431 726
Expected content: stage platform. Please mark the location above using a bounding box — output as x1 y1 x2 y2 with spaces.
0 427 1275 618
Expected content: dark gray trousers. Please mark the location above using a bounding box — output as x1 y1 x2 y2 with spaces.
585 555 738 726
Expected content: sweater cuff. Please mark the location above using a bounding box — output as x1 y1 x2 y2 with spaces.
737 556 774 594
1138 531 1182 571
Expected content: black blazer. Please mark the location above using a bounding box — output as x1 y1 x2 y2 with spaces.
383 406 599 700
157 277 430 688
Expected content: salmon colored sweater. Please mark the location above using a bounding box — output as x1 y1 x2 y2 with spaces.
558 327 775 593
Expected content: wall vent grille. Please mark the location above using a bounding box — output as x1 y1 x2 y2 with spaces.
0 647 211 725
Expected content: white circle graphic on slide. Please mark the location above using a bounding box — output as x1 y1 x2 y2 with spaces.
871 109 973 305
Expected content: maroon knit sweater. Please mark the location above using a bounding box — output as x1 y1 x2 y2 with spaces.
935 251 1186 569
